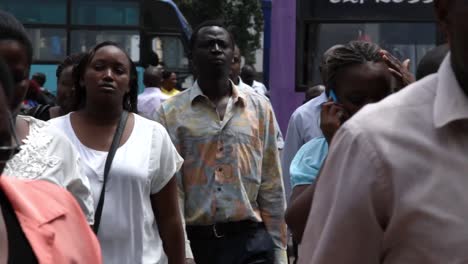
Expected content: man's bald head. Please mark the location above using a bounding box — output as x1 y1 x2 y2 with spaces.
241 65 256 86
143 66 164 88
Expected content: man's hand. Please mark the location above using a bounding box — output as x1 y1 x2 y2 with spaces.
185 259 196 264
320 100 349 144
380 50 416 90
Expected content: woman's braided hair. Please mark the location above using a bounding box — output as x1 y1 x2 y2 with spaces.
324 41 383 90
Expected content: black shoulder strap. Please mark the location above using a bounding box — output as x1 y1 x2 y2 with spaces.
93 111 129 234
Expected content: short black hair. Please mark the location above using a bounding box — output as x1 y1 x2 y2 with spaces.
162 70 174 80
416 44 449 80
189 20 235 55
0 10 33 65
143 66 163 87
72 41 139 113
56 53 86 81
241 64 256 77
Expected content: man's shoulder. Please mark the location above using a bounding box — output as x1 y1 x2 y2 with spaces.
134 113 166 131
252 80 267 89
291 93 327 120
238 86 271 106
160 88 192 108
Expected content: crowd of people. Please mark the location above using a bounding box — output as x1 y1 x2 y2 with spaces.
0 0 467 263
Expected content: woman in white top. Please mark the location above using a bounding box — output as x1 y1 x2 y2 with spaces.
51 41 185 264
0 10 93 223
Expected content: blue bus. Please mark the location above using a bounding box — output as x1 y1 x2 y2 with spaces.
0 0 192 93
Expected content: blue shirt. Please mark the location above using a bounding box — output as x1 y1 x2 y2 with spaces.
289 137 328 188
281 92 327 196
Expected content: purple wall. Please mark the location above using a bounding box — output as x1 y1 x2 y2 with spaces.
269 0 303 134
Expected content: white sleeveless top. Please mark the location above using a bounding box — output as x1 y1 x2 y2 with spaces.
50 113 183 264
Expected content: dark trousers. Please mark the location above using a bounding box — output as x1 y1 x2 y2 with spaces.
187 222 275 264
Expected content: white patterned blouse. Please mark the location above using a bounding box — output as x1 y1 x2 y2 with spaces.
3 115 94 224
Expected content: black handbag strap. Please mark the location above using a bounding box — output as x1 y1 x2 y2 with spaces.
93 111 129 234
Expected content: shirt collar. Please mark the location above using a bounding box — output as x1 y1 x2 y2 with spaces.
189 80 247 107
238 77 249 88
433 54 468 128
317 91 328 104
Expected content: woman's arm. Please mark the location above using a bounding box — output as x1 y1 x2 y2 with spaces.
151 177 185 264
285 183 316 243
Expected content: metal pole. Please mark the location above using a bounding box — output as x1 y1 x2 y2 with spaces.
261 0 272 89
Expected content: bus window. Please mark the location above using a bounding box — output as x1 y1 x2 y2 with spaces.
71 0 139 26
3 0 191 93
152 36 188 70
301 23 436 87
26 28 67 61
0 0 66 24
71 30 140 62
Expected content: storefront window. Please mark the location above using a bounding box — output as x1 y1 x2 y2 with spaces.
152 36 188 69
71 0 139 26
71 30 140 62
0 0 66 24
26 28 67 61
300 23 436 88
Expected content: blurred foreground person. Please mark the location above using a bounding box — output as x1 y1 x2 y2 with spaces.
0 57 101 264
299 1 468 263
0 10 93 223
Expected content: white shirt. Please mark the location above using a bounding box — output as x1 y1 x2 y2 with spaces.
138 87 169 120
4 115 94 223
281 92 327 199
299 55 468 263
252 80 268 96
51 113 184 264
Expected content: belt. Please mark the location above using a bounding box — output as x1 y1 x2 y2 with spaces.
186 220 263 239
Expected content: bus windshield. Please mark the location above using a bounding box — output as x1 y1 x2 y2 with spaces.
0 0 192 93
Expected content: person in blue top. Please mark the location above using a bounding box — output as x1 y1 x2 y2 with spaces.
285 40 415 244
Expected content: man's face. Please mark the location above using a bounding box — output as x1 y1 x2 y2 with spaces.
437 0 468 88
192 26 233 79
